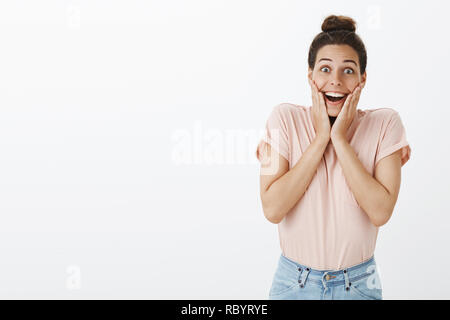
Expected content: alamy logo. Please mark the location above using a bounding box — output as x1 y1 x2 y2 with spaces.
66 265 82 290
365 265 382 289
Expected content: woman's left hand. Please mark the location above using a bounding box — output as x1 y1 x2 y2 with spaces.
330 82 364 140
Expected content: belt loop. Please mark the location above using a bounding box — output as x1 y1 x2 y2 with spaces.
322 271 329 288
343 268 350 291
298 266 311 288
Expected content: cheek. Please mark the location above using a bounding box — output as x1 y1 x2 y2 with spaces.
312 73 325 84
312 78 326 90
346 79 360 90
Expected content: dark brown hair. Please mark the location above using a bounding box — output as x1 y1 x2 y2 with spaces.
308 15 367 74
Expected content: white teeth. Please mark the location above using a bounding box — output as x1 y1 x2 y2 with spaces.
325 92 345 97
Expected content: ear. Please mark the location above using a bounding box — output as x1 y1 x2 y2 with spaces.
360 72 367 89
308 68 313 80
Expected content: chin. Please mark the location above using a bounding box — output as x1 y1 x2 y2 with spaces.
326 103 343 117
327 109 340 117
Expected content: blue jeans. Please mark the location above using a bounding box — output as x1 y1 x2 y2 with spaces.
268 253 383 300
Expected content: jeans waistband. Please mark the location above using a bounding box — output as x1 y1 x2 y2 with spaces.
278 253 377 288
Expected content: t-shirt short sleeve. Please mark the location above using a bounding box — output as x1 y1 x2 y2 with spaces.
375 110 411 167
255 104 290 163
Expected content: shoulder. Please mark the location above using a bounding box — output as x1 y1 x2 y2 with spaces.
359 107 401 123
272 102 309 120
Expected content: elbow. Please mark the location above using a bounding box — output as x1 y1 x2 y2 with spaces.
263 206 283 224
370 210 392 227
371 219 385 228
266 214 282 225
261 190 285 224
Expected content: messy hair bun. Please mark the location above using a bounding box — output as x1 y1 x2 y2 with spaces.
308 14 366 74
321 15 356 33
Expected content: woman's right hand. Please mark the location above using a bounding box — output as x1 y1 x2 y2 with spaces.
308 77 331 141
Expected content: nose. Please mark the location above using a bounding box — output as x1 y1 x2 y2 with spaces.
330 71 342 87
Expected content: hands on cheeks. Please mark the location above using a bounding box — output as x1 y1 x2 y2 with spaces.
330 82 365 140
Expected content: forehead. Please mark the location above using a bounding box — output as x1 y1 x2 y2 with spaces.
316 44 359 64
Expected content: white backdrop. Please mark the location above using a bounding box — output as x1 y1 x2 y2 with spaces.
0 0 447 299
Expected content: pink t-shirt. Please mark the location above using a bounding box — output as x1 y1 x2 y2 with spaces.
256 103 411 270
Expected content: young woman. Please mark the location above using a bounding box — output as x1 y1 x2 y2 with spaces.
256 15 411 300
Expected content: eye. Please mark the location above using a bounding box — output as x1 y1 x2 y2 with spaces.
320 66 330 72
344 68 354 74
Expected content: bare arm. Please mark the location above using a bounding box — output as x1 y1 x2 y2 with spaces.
332 136 402 227
259 134 330 224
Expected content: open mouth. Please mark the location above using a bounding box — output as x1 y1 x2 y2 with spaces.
323 92 348 104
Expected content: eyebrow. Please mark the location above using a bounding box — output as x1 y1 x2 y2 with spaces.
318 58 357 66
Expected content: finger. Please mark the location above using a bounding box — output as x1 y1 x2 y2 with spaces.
318 94 329 118
312 81 320 106
313 81 324 106
318 90 326 109
309 80 317 106
308 78 317 96
353 87 361 109
309 79 317 99
308 77 317 91
313 80 320 93
351 93 357 111
355 85 361 98
342 93 352 113
308 78 316 106
353 85 361 100
351 87 361 109
314 90 320 111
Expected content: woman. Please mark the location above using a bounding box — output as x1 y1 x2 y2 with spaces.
255 15 411 300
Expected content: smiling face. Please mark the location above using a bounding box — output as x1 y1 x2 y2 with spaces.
308 44 367 117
